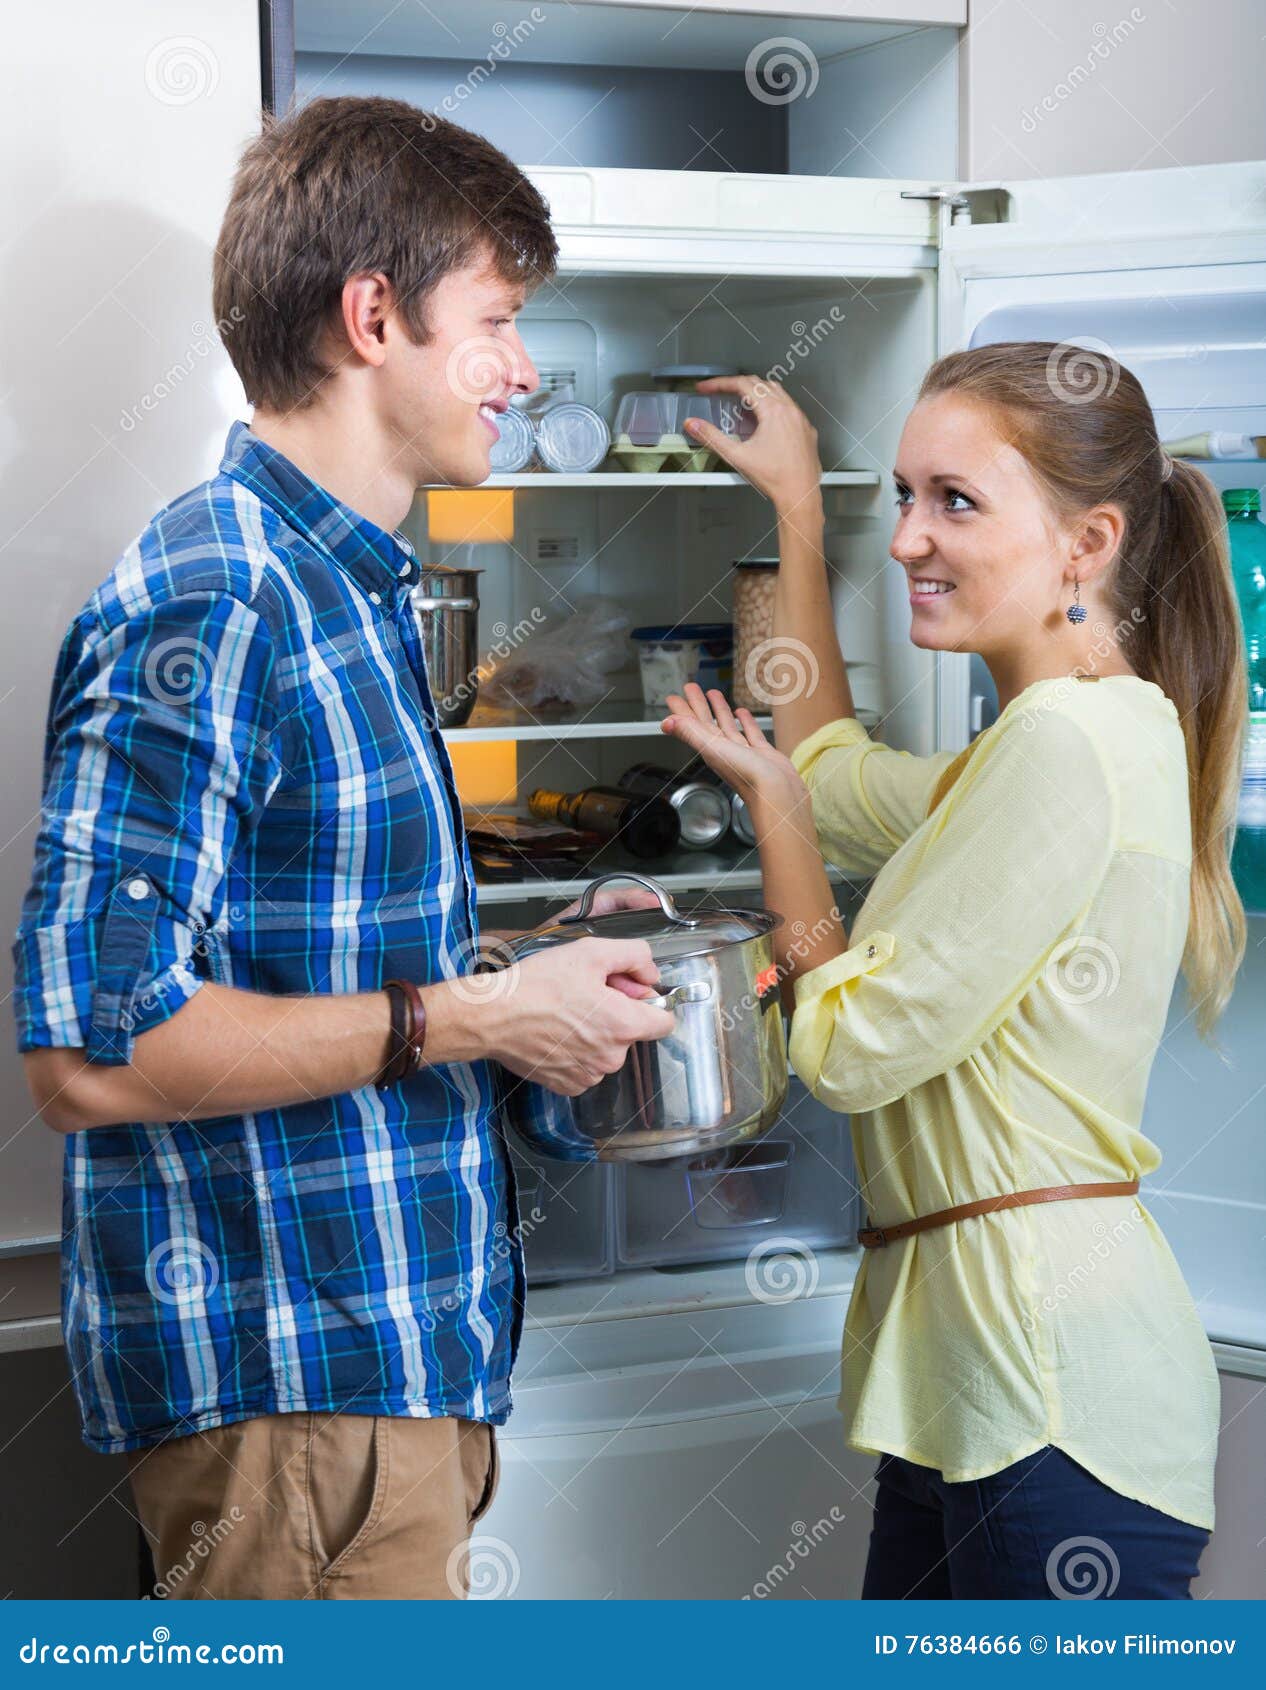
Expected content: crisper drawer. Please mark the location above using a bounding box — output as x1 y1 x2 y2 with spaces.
615 1079 859 1270
510 1145 614 1286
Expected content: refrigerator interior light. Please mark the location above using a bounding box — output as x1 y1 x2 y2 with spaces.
426 487 515 544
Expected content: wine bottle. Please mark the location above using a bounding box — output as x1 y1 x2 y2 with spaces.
527 786 680 860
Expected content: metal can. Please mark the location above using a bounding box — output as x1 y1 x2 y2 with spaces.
487 406 536 474
729 790 757 848
617 763 730 851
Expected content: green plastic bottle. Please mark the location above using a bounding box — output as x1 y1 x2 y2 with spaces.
1223 490 1266 912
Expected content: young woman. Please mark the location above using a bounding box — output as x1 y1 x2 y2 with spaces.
666 345 1247 1600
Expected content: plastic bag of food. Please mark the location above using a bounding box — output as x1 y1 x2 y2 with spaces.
480 595 631 710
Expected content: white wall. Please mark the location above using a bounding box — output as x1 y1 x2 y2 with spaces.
0 4 259 1248
962 0 1266 181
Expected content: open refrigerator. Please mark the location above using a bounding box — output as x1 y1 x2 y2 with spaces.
279 6 1266 1596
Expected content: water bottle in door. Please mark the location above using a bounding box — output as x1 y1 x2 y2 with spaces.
1224 490 1266 911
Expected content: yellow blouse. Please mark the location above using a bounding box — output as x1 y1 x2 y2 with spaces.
787 675 1219 1530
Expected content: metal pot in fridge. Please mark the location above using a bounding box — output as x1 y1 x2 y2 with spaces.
410 564 482 728
496 872 788 1162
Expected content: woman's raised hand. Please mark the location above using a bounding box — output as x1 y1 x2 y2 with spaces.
682 376 823 514
661 683 808 812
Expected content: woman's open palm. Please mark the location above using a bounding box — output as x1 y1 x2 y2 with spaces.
661 683 804 805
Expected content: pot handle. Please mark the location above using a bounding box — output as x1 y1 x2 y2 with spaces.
559 871 691 926
645 979 712 1012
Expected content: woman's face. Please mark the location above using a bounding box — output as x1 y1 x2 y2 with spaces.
891 393 1074 658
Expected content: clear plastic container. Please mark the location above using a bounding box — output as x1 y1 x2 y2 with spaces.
614 1077 859 1268
611 392 751 472
630 625 704 709
509 1147 613 1285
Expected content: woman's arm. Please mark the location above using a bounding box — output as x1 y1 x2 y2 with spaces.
683 376 855 752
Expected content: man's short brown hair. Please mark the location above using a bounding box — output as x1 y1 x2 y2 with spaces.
212 96 558 413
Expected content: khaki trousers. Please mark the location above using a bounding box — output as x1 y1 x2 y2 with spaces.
126 1412 500 1600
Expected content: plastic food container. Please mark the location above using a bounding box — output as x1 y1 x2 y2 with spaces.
692 622 734 693
631 624 704 709
535 401 611 473
651 364 738 392
611 392 752 472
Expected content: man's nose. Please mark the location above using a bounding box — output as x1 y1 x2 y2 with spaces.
507 328 538 396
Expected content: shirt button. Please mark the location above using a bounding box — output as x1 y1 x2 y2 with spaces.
126 877 151 901
369 591 382 605
867 944 877 958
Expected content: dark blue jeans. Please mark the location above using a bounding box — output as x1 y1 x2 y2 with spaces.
862 1447 1209 1599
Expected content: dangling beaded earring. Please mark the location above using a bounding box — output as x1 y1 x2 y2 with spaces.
1066 578 1087 624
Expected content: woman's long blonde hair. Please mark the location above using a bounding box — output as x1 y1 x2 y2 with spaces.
920 342 1248 1050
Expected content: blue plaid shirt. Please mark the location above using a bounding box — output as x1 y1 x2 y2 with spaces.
12 422 583 1454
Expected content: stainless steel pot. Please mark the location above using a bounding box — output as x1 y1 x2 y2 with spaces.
497 872 788 1162
411 565 482 728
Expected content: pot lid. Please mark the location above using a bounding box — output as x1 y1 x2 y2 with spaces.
515 872 779 962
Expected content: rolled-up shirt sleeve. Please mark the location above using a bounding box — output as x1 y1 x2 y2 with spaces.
789 705 1118 1115
12 591 283 1066
791 716 965 877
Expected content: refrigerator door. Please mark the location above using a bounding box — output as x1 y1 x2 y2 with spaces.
928 158 1266 752
932 161 1266 1355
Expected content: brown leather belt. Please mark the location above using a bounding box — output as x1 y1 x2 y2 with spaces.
857 1180 1140 1249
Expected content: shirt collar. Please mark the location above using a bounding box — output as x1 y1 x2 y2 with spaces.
220 421 423 604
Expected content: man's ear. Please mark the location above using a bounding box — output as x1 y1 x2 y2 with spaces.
340 272 394 371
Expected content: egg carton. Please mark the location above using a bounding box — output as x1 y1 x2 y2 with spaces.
609 435 723 474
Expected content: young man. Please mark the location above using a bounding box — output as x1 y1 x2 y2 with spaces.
13 96 672 1600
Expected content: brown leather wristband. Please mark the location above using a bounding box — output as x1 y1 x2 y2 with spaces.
375 982 410 1091
384 977 427 1080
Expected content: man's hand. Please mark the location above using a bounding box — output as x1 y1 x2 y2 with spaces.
480 937 676 1095
548 882 664 924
